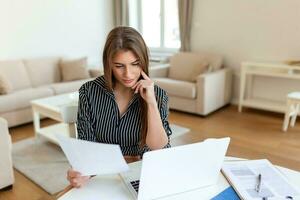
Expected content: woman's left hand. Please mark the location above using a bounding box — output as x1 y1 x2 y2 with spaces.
132 71 156 105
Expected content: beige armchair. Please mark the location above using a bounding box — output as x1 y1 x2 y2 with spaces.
0 117 14 190
150 52 232 116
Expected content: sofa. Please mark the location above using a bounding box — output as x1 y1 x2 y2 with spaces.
0 57 102 127
0 117 14 190
149 52 232 116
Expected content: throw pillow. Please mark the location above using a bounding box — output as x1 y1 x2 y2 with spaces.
0 75 12 94
169 53 209 82
0 60 32 91
60 57 90 82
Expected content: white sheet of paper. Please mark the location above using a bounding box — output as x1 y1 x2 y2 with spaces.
56 135 129 176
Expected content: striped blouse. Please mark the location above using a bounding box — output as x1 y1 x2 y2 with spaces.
76 75 172 156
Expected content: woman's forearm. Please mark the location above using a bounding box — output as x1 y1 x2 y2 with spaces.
145 102 168 150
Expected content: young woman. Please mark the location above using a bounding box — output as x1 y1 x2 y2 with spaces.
67 26 172 188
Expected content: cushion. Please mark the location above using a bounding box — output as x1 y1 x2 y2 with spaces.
0 75 12 94
169 53 209 82
0 60 32 91
60 57 90 82
153 78 196 99
0 87 54 113
49 78 93 95
88 68 103 78
194 51 223 72
24 57 61 87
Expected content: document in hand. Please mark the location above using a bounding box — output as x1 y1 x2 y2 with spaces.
222 159 300 200
56 135 129 176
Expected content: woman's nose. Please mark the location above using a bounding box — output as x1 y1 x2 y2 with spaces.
124 66 131 76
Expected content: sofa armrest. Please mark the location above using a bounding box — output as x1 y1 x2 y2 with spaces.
88 68 103 78
196 68 233 115
0 118 14 189
149 64 170 78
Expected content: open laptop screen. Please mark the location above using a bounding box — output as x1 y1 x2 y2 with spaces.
123 137 230 200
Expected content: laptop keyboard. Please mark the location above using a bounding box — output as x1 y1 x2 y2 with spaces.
130 180 140 193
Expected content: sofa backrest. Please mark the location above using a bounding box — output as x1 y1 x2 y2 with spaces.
24 57 61 87
0 60 32 91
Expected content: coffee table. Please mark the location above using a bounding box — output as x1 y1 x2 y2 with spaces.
31 92 79 144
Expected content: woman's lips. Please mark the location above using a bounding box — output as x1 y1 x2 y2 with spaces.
123 79 134 84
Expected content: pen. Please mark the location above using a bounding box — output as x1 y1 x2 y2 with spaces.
255 173 262 193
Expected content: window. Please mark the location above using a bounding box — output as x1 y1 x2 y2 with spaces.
163 0 180 49
141 0 161 48
136 0 180 51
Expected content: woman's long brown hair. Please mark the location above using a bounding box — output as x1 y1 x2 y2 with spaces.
102 26 149 147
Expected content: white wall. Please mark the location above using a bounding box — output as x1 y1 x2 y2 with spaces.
0 0 114 67
191 0 300 102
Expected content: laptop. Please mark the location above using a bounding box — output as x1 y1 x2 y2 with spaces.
120 137 230 200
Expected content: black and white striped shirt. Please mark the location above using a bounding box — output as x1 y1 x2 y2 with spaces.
77 75 172 156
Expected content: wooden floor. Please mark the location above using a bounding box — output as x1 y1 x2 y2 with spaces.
1 105 300 200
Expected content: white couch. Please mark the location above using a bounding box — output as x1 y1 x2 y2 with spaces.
150 52 232 116
0 57 102 127
0 117 14 190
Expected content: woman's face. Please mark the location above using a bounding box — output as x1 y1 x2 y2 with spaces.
112 50 142 88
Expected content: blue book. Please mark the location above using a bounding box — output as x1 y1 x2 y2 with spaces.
211 186 241 200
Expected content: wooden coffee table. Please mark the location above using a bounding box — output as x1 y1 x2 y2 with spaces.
31 92 79 144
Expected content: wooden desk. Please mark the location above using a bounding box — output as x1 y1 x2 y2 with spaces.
238 62 300 113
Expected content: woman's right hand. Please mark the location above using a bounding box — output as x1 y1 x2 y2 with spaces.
67 169 91 188
124 155 141 163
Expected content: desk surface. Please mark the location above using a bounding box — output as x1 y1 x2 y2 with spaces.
58 131 300 200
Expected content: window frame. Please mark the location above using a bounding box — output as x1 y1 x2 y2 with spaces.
137 0 180 54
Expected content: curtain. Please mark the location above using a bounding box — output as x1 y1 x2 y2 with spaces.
113 0 129 27
178 0 193 52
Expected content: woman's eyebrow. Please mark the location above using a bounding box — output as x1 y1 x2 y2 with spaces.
113 59 139 65
131 59 140 64
113 62 124 65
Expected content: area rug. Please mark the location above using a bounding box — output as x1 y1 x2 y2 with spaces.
12 124 190 195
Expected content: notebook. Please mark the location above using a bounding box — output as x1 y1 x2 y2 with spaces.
211 186 240 200
222 159 300 200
